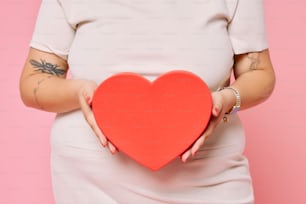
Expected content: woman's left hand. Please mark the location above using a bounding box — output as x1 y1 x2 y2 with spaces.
180 91 230 162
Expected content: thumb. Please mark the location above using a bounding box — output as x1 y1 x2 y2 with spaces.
86 95 93 105
212 104 221 117
212 94 223 117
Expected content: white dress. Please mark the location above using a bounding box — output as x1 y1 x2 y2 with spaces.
30 0 268 203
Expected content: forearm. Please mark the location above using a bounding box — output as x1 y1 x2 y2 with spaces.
231 69 275 110
219 50 276 113
20 74 83 113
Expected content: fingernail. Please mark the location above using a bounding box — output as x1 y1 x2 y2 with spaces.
182 155 188 163
110 145 117 155
214 107 219 114
101 140 107 147
86 96 91 104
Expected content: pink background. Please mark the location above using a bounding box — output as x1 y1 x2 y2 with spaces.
0 0 305 203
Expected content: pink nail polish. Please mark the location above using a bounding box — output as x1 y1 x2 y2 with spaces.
183 156 189 163
86 96 90 103
214 107 219 114
101 141 106 147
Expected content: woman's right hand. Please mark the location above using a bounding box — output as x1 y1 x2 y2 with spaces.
77 79 118 154
20 48 117 154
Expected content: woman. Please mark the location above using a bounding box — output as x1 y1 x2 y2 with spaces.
20 0 275 203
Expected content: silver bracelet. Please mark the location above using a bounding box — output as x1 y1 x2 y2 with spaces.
218 86 241 115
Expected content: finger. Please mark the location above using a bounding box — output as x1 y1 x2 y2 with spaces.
191 135 206 156
79 92 92 115
212 106 220 117
86 96 92 105
212 101 222 117
181 149 192 163
191 119 216 152
211 92 223 117
200 120 215 141
181 122 214 163
88 113 108 147
79 95 108 147
108 142 118 154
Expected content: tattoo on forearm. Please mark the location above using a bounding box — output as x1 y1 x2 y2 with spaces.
33 75 53 109
247 53 260 70
30 59 66 76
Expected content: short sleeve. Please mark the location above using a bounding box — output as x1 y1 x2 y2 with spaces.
228 0 268 54
30 0 75 60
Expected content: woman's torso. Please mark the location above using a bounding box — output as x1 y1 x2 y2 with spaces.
52 0 244 159
63 0 235 87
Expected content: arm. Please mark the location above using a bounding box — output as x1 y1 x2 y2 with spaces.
19 48 90 113
220 49 276 113
181 49 276 162
19 48 117 152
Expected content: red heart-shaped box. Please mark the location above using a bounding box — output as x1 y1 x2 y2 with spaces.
92 70 212 170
